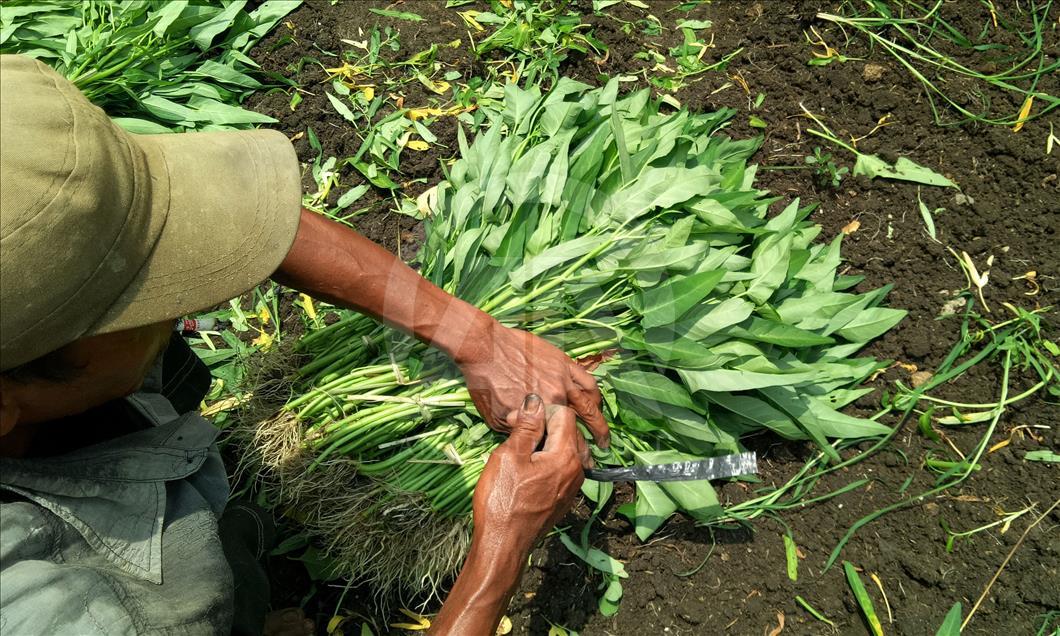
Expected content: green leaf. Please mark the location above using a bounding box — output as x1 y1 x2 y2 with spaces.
326 92 358 124
559 532 628 577
609 371 700 412
746 232 793 304
703 392 803 439
1024 450 1060 463
368 8 424 21
633 481 678 541
677 297 756 341
601 166 716 224
853 154 957 188
184 96 276 125
335 184 370 209
112 117 173 134
599 577 623 616
633 450 722 521
844 562 884 636
934 602 962 636
783 533 798 581
189 1 245 50
637 269 725 328
836 307 907 342
680 368 818 393
917 188 940 241
152 1 189 37
641 332 725 368
727 317 835 347
508 235 607 289
193 60 261 89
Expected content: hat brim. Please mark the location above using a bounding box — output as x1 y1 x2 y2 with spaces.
90 129 301 334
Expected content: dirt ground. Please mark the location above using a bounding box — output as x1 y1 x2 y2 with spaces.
246 1 1059 634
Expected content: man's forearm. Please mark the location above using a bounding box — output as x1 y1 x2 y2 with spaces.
273 209 495 362
429 538 527 635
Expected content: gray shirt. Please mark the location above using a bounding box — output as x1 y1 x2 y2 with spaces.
0 368 234 634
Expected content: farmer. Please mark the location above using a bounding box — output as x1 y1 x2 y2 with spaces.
0 54 606 635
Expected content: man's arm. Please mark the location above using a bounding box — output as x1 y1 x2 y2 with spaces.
430 396 587 635
272 209 609 446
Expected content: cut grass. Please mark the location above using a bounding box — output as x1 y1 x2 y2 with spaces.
818 0 1059 127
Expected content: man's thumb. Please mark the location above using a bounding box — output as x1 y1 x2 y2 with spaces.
504 394 545 455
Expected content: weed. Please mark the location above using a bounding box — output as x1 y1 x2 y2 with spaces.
805 147 849 189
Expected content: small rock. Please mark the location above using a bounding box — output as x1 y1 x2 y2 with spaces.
863 63 885 82
940 296 967 316
954 193 975 206
911 371 934 388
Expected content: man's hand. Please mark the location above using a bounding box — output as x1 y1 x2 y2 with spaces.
274 209 609 447
455 322 610 448
472 395 587 551
429 396 585 635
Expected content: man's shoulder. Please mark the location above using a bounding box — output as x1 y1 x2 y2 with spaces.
0 499 135 635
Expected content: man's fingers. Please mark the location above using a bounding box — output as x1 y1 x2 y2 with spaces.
540 406 580 455
568 364 610 448
567 384 610 449
502 394 546 456
469 390 503 432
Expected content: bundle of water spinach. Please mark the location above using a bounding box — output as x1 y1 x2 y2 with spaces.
255 78 904 594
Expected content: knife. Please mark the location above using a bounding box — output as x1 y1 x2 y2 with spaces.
585 452 757 482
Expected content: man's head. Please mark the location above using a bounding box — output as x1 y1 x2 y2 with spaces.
0 54 302 435
0 321 172 436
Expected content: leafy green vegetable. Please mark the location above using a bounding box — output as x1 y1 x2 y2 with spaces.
244 79 906 599
1 0 300 131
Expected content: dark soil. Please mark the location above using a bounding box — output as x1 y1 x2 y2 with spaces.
246 1 1059 634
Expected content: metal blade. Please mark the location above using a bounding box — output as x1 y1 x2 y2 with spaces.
585 452 757 482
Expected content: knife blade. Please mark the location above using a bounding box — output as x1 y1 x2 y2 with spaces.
584 452 757 482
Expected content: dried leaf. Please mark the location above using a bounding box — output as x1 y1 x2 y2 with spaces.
767 611 785 636
1013 96 1033 132
841 219 861 234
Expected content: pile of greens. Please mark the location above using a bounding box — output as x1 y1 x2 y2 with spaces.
247 78 905 595
0 0 300 132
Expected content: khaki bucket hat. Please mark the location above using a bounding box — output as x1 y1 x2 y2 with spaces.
0 55 301 372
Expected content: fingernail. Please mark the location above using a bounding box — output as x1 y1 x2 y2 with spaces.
522 393 542 413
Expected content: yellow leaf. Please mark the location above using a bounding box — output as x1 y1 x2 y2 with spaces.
327 615 346 635
390 608 430 631
417 74 451 95
406 140 430 151
407 107 444 121
298 293 317 321
495 616 512 635
361 86 375 101
841 219 861 235
257 306 271 325
251 329 273 351
988 438 1010 454
324 62 360 81
1013 96 1033 132
459 10 485 31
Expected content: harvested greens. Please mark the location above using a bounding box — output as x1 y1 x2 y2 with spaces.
244 79 904 595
